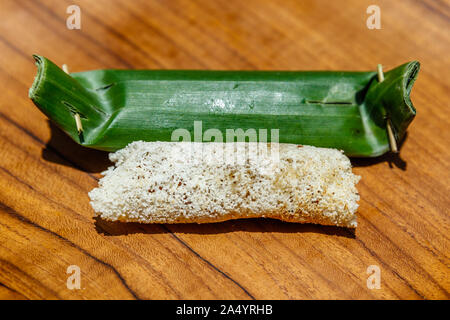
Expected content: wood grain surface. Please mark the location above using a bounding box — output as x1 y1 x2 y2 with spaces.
0 0 449 300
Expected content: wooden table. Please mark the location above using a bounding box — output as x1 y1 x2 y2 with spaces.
0 0 448 300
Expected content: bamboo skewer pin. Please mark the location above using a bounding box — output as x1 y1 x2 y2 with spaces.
62 64 69 74
62 64 83 135
377 64 385 82
74 113 83 134
386 119 398 153
378 64 398 153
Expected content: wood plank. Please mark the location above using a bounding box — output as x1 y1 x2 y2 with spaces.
0 0 448 299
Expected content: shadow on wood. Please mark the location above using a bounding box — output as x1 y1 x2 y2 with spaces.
351 133 409 170
94 217 355 238
41 121 111 173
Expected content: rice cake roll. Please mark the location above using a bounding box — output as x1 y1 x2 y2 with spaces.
89 141 360 228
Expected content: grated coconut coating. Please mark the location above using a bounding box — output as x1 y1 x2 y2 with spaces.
89 141 360 228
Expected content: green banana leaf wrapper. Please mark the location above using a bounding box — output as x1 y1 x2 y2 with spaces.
29 55 419 157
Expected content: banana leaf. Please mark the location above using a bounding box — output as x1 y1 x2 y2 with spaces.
29 55 419 156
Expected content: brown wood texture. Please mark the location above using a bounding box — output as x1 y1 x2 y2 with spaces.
0 0 449 300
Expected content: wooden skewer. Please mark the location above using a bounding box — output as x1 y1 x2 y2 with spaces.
377 64 384 82
62 64 83 134
62 64 69 74
74 113 83 134
378 64 398 153
386 119 398 153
